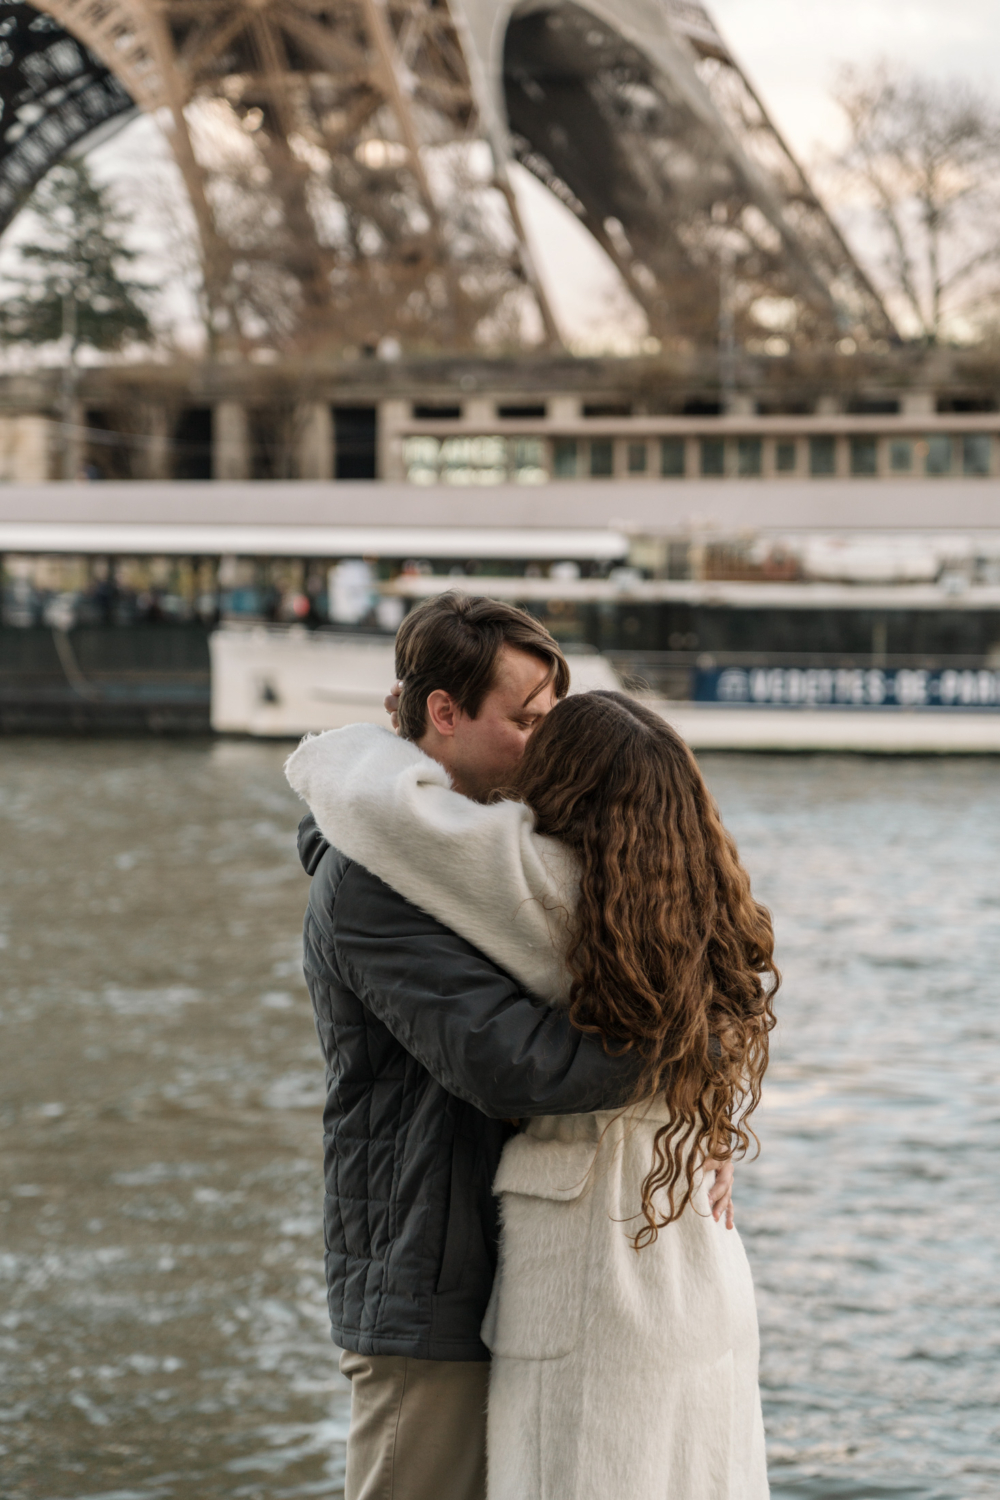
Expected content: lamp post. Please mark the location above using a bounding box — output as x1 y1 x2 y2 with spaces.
60 284 79 481
718 241 737 415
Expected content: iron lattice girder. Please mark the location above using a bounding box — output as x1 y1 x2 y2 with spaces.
0 2 136 228
0 0 895 349
4 0 548 347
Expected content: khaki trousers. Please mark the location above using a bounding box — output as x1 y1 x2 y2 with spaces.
340 1350 489 1500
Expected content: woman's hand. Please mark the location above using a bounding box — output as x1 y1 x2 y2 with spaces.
384 680 403 731
704 1157 735 1229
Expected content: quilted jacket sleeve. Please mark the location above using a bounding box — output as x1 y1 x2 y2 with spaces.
328 857 641 1120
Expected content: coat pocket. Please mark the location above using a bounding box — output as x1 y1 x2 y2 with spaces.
483 1135 596 1361
436 1125 475 1295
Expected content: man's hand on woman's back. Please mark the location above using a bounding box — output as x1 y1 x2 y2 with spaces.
384 679 403 731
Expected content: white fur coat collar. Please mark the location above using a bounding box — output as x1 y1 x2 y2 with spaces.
285 724 578 1005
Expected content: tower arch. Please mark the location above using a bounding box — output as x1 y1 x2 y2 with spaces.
0 0 895 351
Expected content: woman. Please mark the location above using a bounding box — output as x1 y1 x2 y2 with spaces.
286 691 777 1500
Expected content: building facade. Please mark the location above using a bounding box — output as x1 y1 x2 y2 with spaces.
3 349 1000 486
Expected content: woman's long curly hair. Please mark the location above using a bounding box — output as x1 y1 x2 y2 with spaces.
512 691 778 1248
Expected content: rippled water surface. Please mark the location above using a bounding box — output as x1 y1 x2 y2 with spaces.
1 740 998 1500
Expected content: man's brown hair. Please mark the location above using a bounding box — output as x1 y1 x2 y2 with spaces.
394 592 570 741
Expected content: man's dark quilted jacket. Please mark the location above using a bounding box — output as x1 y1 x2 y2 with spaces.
298 813 639 1362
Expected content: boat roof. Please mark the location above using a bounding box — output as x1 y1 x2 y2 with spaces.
0 479 998 539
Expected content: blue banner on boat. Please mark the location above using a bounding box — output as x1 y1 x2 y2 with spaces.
694 666 1000 709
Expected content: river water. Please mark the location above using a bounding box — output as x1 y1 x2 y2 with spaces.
0 740 997 1500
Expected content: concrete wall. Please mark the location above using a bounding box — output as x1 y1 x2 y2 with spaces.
213 401 250 481
296 402 334 480
0 415 56 482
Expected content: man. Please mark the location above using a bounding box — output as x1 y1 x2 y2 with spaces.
296 593 733 1500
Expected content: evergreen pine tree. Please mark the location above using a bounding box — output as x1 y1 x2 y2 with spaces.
0 160 153 353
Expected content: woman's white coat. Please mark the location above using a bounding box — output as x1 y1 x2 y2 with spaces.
286 725 769 1500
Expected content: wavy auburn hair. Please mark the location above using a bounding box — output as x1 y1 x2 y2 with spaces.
512 691 778 1248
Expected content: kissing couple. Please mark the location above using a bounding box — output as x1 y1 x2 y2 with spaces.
285 591 777 1500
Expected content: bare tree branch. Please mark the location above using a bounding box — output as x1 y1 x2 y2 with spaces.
828 63 1000 343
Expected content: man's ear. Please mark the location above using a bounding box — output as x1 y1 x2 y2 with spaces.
425 690 461 738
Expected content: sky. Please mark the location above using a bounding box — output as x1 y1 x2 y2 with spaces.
710 0 1000 157
4 0 1000 355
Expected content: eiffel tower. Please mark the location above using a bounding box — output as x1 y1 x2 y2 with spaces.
0 0 895 352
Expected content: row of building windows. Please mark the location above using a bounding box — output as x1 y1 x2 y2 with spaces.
402 433 997 483
408 398 1000 421
557 434 994 478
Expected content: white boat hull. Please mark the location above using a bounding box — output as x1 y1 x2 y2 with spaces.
655 701 1000 754
209 628 620 738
